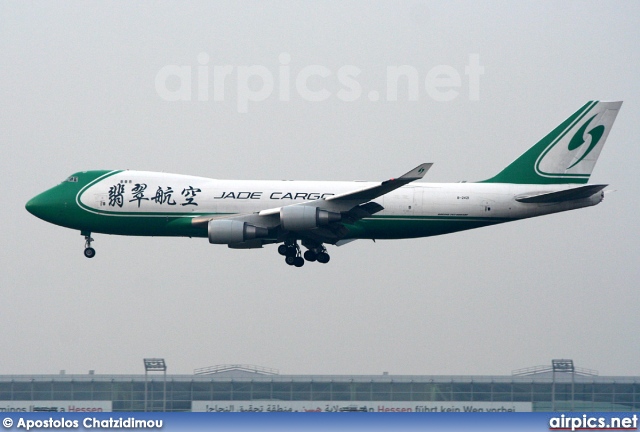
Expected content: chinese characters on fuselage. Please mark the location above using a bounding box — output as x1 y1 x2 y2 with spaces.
108 183 201 208
108 184 125 207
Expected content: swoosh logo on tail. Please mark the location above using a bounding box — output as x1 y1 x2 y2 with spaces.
567 114 605 169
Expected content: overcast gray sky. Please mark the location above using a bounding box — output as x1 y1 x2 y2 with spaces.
2 1 639 377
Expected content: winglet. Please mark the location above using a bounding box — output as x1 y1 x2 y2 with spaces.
399 163 433 180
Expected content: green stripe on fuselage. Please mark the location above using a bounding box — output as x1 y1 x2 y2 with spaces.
344 215 513 240
27 170 514 241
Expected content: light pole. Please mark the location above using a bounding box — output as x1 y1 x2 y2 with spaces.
144 358 167 412
552 359 574 411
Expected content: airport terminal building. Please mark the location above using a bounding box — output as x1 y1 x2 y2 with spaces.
1 360 638 413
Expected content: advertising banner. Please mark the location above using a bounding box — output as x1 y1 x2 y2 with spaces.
0 401 111 413
192 400 532 412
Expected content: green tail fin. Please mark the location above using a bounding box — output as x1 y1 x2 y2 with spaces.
481 101 622 184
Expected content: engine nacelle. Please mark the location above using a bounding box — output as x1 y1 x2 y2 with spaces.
280 206 341 231
208 220 268 244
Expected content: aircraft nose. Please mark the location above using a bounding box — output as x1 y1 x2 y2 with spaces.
26 191 57 221
26 193 44 218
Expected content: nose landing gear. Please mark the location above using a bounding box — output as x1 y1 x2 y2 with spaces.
82 232 96 258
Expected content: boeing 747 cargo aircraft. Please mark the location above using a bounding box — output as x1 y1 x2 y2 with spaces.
26 101 622 267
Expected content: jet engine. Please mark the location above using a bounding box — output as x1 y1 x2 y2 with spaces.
208 220 269 244
280 206 341 231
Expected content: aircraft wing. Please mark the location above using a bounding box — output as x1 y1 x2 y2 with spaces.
194 163 432 246
258 163 432 216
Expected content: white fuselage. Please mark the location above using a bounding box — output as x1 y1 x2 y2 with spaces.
80 171 602 223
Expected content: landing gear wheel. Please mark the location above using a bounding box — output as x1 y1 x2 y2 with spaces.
303 250 317 262
316 252 330 264
83 232 95 259
281 239 305 267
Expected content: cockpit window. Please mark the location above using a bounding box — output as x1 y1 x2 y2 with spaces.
64 176 79 183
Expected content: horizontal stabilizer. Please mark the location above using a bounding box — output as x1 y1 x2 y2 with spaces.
515 184 607 203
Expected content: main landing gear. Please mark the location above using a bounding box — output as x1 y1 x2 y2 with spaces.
82 231 96 259
278 241 304 267
277 240 330 267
